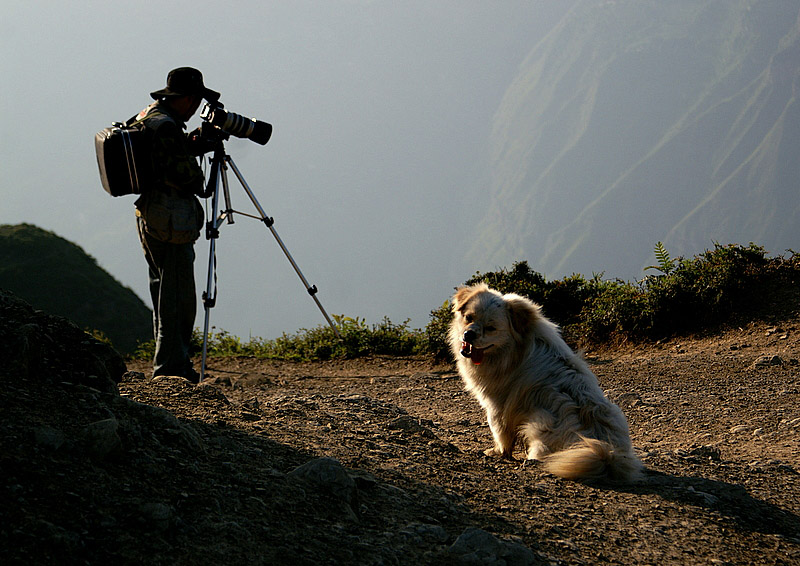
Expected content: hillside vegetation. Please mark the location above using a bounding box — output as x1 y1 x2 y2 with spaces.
177 242 800 362
0 223 151 355
4 222 796 364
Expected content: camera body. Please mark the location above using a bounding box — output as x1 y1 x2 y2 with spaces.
200 100 272 145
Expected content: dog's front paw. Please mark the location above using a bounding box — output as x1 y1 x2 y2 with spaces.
525 441 551 461
484 447 515 459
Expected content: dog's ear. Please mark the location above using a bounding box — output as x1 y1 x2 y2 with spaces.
504 294 541 336
452 284 485 312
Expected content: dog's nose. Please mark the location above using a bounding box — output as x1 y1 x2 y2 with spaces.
463 329 477 343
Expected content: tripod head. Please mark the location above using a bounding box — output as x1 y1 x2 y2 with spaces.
189 121 229 152
192 124 235 200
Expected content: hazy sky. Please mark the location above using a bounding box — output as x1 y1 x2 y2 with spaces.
2 1 565 339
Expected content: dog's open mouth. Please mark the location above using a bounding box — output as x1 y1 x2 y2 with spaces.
460 342 490 364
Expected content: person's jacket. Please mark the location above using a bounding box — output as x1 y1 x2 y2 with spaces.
137 100 204 197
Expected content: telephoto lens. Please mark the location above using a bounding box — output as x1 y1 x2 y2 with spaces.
201 103 272 145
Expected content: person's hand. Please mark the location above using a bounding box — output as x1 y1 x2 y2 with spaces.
187 127 218 156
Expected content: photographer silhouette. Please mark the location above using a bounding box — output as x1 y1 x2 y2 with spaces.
133 67 218 383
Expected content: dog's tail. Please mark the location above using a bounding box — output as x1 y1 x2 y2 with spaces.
543 437 643 483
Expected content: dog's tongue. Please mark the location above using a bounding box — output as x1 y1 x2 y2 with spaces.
460 342 484 365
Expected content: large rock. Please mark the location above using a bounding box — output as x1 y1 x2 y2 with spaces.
447 527 538 566
289 457 360 519
0 289 126 394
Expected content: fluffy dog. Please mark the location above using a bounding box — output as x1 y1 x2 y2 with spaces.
449 284 642 482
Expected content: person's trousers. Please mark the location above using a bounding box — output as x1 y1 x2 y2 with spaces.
137 216 197 377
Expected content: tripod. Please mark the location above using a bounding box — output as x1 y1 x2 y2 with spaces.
199 140 341 380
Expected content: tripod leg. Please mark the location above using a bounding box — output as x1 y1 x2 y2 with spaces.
226 156 342 339
200 150 226 380
200 237 216 380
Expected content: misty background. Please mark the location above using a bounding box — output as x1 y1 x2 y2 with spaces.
3 1 798 342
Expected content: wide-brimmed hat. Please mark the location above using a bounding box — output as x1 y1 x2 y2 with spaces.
150 67 219 101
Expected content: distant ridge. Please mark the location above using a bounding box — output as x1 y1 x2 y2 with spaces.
471 1 800 280
0 223 151 354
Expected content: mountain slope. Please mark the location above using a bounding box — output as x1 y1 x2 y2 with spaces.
0 223 151 354
471 0 800 279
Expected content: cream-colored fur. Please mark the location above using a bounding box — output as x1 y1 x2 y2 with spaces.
449 284 642 482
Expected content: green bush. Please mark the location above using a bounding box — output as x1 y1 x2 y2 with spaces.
131 315 426 363
424 301 454 360
581 242 793 342
129 243 800 363
445 244 799 346
579 279 649 343
464 261 603 328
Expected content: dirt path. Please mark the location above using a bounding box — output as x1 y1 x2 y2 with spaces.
122 320 799 565
4 319 799 565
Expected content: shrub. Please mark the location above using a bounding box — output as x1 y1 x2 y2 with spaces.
423 301 454 360
450 244 798 346
128 243 800 363
130 315 426 363
463 261 601 328
579 279 649 343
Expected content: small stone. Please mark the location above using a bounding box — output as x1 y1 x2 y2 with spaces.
138 501 173 532
289 457 358 518
34 426 65 451
82 418 121 459
753 355 783 368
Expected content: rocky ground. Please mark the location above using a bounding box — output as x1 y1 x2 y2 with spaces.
1 289 799 565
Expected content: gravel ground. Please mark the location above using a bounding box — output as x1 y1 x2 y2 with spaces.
2 297 799 564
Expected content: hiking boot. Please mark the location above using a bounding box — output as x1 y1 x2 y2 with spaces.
184 367 201 384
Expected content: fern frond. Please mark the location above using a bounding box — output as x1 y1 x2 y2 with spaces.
645 241 676 275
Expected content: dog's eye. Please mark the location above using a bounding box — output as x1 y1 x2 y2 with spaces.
465 314 474 323
485 325 496 332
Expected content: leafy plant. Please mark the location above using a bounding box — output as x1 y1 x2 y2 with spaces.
423 300 454 360
450 243 797 346
129 242 800 363
645 241 677 275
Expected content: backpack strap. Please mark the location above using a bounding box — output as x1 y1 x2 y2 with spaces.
127 103 171 128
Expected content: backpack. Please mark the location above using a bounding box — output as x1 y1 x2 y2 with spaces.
94 117 153 197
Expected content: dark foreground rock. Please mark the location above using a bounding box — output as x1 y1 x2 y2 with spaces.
0 289 125 393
